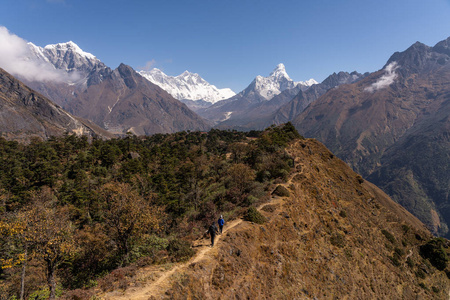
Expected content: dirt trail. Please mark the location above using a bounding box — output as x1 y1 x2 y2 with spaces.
101 182 289 300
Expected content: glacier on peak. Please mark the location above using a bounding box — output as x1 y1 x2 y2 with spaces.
139 68 235 104
26 40 101 76
248 63 317 100
43 41 97 60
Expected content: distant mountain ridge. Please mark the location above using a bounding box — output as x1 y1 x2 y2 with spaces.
270 71 367 125
214 70 367 130
197 63 317 124
139 68 235 104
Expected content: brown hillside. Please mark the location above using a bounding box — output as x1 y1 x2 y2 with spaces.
98 139 449 300
0 68 113 142
62 64 211 135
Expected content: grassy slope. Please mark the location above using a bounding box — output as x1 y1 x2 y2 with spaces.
158 139 449 299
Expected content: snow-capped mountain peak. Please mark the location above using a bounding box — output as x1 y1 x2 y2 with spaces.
27 42 51 63
139 69 235 104
247 63 317 101
44 41 97 60
36 41 101 74
269 63 290 79
23 40 106 86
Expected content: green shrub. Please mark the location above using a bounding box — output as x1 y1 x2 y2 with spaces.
389 255 401 267
167 239 195 262
420 238 449 271
415 269 426 279
272 185 290 197
339 210 347 218
244 207 266 224
394 247 405 258
406 257 414 268
401 224 410 234
418 282 428 291
381 229 396 244
356 175 364 184
330 232 345 248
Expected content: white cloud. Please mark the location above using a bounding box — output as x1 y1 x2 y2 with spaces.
364 62 398 93
139 59 157 71
0 26 77 83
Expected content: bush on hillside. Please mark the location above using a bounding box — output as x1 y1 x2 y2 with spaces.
420 238 449 271
381 229 396 244
330 232 345 248
272 185 290 197
244 207 266 224
167 239 195 262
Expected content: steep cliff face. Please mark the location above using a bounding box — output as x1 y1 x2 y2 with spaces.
157 140 448 299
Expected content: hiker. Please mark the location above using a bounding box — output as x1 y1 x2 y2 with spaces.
206 223 219 247
218 215 225 234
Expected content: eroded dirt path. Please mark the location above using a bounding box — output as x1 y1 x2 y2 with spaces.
100 183 289 300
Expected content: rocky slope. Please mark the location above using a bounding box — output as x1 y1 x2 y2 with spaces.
100 138 450 299
0 68 113 142
271 71 367 125
293 37 450 237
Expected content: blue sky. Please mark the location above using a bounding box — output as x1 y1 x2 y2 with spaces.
1 0 450 92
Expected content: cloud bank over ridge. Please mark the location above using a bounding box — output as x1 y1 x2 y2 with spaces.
0 26 78 83
364 62 398 93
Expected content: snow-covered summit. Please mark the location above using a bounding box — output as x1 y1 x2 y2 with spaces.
248 63 317 101
26 41 101 75
139 68 235 104
44 41 97 60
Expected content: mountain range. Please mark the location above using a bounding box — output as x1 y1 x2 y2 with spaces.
1 32 449 240
138 68 236 109
214 70 367 130
196 63 318 124
20 42 211 135
293 37 450 237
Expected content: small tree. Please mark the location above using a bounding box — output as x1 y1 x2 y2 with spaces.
226 163 256 204
18 188 77 300
99 182 162 266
